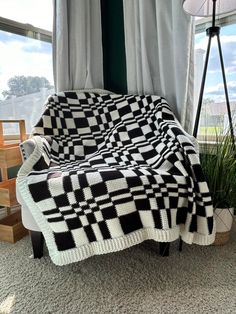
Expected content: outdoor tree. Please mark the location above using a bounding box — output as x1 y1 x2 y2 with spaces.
2 76 53 98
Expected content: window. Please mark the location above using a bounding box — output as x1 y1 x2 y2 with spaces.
0 0 54 136
194 13 236 140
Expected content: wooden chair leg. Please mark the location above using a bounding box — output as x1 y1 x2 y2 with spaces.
159 242 170 256
179 238 183 252
30 231 44 259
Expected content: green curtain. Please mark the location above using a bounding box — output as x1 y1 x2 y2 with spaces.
100 0 127 94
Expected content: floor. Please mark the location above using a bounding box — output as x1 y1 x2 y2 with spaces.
0 221 235 314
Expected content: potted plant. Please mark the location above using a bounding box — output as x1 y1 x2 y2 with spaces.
200 131 236 245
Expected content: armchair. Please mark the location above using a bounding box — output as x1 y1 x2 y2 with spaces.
16 91 215 265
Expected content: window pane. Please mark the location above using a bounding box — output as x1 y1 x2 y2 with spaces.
194 23 236 137
0 30 54 134
0 0 53 31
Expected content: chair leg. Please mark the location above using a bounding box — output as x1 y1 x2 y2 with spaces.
30 231 44 259
159 242 170 256
179 238 183 252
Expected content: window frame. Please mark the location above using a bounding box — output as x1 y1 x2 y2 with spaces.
0 16 52 43
1 12 236 142
195 10 236 33
0 16 52 141
194 11 236 143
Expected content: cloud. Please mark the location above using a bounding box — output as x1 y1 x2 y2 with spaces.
195 34 236 74
22 41 52 54
206 81 236 93
225 66 236 74
0 34 53 99
205 81 236 101
0 30 20 43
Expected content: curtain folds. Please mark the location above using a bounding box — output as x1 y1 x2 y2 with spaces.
53 0 194 131
53 0 104 92
123 0 194 132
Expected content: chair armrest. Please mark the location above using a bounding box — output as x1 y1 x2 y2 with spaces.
19 136 56 173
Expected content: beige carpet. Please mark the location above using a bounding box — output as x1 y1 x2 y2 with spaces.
0 222 235 314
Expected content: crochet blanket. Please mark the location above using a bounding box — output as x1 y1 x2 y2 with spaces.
17 92 215 265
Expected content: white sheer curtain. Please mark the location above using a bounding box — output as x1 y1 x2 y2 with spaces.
123 0 194 132
53 0 104 92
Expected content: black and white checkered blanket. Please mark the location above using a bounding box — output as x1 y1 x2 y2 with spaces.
17 92 215 265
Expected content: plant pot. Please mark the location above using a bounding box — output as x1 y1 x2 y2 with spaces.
213 208 234 245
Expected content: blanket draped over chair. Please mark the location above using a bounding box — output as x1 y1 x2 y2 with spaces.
17 92 215 265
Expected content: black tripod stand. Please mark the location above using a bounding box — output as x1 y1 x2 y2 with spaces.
193 0 235 141
180 0 235 253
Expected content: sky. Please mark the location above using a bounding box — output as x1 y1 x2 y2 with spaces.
0 0 53 31
0 31 53 100
195 24 236 102
0 0 53 100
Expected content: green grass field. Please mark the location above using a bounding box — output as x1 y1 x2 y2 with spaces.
199 126 223 136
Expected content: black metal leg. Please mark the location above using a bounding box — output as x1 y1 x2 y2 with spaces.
30 231 44 259
159 242 170 257
179 238 183 252
193 21 235 142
